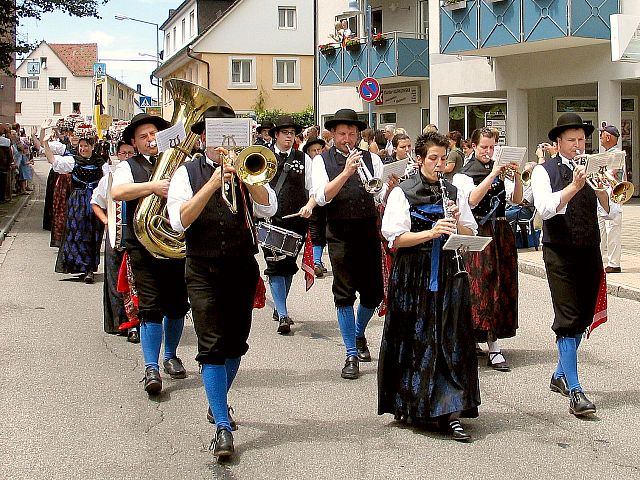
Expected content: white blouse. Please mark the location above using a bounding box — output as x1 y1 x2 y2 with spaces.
51 155 110 176
381 185 478 248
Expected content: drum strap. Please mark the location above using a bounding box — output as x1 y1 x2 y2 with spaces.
273 163 292 197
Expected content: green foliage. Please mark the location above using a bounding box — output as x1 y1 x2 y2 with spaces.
1 0 109 75
253 91 315 127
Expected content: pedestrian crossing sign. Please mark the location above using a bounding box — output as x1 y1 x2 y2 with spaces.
140 96 153 108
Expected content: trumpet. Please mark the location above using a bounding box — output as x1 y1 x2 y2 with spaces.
521 162 537 186
346 144 383 194
438 173 467 277
572 151 635 204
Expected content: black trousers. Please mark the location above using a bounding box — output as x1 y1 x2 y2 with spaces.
185 256 259 364
543 243 602 337
308 205 327 247
326 218 384 308
127 246 190 323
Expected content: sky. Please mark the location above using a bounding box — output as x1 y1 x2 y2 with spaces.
18 0 177 100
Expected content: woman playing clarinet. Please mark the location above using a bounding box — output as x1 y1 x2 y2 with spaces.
378 131 480 441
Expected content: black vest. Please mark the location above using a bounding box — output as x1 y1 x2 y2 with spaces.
459 156 506 219
322 146 377 221
541 157 600 247
183 156 257 258
124 155 154 248
269 148 309 235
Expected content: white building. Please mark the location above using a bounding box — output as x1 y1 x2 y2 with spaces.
16 42 97 130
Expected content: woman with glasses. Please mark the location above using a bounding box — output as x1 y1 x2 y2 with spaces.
453 128 522 371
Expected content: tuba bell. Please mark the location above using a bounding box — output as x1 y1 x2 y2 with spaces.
133 79 232 259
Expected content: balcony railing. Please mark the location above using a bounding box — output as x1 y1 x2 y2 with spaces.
319 31 429 86
440 0 620 55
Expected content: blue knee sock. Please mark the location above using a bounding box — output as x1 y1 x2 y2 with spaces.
225 357 241 392
201 364 231 431
163 316 184 361
140 322 163 370
555 333 584 379
355 304 376 338
313 245 324 265
284 275 293 296
336 306 357 357
269 276 288 318
557 337 581 392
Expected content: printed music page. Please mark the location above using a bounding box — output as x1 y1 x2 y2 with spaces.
493 146 527 169
443 234 492 252
205 118 252 148
382 159 408 182
155 121 187 153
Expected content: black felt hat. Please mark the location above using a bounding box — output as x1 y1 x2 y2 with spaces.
269 115 303 138
256 121 275 134
302 138 326 155
548 113 595 142
324 108 367 132
122 113 171 146
191 105 236 135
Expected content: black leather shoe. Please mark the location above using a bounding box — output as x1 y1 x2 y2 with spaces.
550 374 569 397
605 266 621 274
277 316 292 334
163 357 187 379
127 330 140 344
356 336 372 362
569 391 596 416
143 367 162 395
209 428 234 458
314 264 324 278
207 406 237 431
487 351 510 372
272 308 279 321
341 355 360 379
448 419 471 442
84 271 94 284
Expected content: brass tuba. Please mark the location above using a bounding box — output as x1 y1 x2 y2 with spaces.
133 79 231 259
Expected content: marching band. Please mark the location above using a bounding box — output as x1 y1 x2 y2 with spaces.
40 86 619 458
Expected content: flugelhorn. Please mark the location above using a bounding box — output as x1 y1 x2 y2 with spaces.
346 144 383 194
521 162 537 186
572 151 635 204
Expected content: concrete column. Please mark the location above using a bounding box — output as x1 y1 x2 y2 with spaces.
506 88 528 148
430 94 450 132
598 80 622 152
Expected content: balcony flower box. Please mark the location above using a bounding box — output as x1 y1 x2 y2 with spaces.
372 33 387 48
442 0 467 10
319 44 337 55
344 38 363 52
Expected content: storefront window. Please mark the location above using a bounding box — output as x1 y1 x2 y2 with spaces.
467 103 506 137
557 99 598 112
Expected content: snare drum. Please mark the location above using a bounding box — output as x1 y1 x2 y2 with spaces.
107 173 127 250
256 222 302 258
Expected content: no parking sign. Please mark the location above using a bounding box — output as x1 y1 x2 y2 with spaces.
358 77 381 103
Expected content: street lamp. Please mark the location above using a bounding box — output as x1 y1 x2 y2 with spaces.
344 0 374 128
115 14 161 106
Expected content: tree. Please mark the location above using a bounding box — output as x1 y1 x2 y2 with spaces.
0 0 109 75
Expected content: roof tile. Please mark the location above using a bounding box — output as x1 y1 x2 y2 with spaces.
48 43 98 77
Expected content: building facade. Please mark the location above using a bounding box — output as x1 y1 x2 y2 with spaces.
104 75 138 122
156 0 314 118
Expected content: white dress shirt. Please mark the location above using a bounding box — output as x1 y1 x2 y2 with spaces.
452 171 516 206
111 155 154 187
381 185 478 248
90 174 109 209
311 148 384 205
530 155 620 221
167 155 277 233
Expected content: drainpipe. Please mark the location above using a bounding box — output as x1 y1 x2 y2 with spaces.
314 0 319 125
187 45 210 89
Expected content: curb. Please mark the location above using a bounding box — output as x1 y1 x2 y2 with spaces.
0 194 32 246
518 259 640 303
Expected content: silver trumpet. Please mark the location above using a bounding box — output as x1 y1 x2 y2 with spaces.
347 144 383 194
438 173 468 277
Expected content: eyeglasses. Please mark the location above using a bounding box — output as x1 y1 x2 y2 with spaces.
279 130 296 136
117 151 133 156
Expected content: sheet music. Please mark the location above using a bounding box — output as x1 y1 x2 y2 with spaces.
442 234 492 252
493 146 527 169
205 118 252 148
155 121 186 153
382 159 408 182
582 151 626 174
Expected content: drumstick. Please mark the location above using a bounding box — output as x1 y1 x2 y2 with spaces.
281 212 301 219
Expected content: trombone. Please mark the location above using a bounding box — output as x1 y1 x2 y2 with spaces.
346 144 383 194
216 145 278 213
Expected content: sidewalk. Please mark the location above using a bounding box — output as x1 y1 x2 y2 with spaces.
4 158 640 301
518 198 640 301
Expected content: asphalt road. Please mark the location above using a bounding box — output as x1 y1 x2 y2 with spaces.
1 161 639 480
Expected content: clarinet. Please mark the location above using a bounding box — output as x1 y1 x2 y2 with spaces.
438 173 468 278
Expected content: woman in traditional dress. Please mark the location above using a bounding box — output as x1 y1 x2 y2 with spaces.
45 135 108 283
379 131 480 441
453 128 522 371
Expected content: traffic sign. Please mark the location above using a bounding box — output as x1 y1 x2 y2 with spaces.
358 77 381 103
27 61 40 76
93 63 107 78
139 96 153 108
